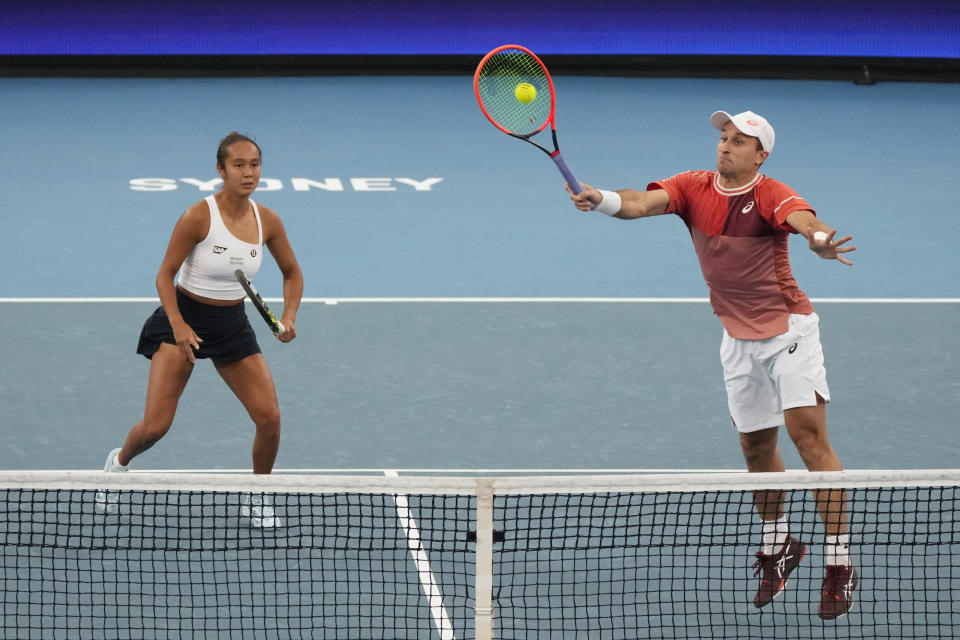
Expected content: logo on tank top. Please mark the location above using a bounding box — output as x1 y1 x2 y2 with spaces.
788 343 798 354
250 249 257 257
740 201 755 214
213 246 227 254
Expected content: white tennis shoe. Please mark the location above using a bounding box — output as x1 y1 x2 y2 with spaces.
102 448 128 473
96 448 127 514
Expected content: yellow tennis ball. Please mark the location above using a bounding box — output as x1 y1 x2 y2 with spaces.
514 82 536 103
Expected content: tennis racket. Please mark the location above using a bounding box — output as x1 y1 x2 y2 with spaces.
474 44 582 194
234 269 285 335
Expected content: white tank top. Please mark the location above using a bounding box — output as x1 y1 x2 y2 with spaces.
178 195 264 300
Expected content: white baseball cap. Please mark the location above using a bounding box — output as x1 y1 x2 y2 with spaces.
710 110 775 152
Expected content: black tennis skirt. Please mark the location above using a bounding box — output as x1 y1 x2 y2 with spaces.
137 288 262 362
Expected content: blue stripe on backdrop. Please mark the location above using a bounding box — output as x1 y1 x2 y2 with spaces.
3 76 959 298
1 0 959 57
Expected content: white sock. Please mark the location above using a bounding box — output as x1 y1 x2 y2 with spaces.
825 533 851 566
762 516 789 555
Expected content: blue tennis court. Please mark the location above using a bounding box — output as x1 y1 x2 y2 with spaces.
1 71 959 639
1 75 958 472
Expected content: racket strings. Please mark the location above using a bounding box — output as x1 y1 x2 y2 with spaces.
476 49 552 136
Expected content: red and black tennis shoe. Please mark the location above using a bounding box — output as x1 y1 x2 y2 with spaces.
751 536 807 608
817 564 858 620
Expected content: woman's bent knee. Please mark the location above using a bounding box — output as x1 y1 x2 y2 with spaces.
253 409 281 435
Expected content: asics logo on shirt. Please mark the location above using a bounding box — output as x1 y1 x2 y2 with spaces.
213 246 227 254
741 201 755 214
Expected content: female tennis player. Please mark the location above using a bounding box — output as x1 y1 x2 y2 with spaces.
102 132 302 479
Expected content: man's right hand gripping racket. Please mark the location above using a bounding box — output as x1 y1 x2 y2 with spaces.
474 44 583 194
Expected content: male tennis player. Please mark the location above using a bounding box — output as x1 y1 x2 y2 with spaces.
568 110 858 619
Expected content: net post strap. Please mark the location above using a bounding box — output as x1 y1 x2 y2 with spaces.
474 477 495 640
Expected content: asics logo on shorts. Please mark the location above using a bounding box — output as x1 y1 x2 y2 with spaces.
213 246 227 254
741 201 755 214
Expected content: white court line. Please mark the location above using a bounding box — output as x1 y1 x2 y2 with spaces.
2 297 959 303
122 468 746 475
386 469 456 640
0 298 163 303
302 297 711 303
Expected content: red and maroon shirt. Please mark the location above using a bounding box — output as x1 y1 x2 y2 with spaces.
648 170 815 340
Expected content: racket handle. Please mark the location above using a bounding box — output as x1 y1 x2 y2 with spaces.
551 151 582 195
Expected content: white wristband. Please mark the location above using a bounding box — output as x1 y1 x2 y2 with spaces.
594 190 622 216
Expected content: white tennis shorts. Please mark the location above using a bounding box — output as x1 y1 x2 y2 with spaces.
720 313 831 433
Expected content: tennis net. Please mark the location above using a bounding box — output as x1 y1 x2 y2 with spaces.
0 469 957 639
